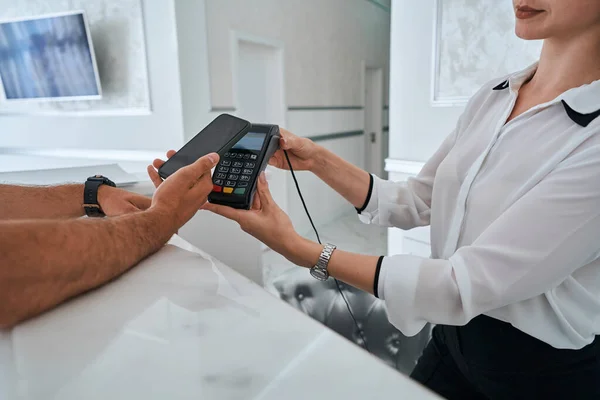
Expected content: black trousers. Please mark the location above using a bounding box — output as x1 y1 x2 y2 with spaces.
410 315 600 400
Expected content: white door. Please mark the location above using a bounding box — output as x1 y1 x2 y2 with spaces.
235 37 287 207
364 67 384 176
236 40 285 125
236 36 289 260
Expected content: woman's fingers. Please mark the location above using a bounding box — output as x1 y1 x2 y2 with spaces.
256 173 274 207
202 202 244 223
166 150 176 158
279 128 295 150
251 188 262 210
268 151 285 169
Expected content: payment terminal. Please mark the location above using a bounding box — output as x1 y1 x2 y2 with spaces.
208 124 280 209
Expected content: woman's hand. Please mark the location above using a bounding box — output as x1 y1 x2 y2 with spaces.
269 128 323 172
203 173 315 265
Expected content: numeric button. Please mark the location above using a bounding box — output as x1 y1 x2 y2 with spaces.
233 161 244 168
242 169 253 175
240 175 250 182
217 166 229 173
244 162 255 168
228 174 239 180
231 168 242 174
216 173 227 179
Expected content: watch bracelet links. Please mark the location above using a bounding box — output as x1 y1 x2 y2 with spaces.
315 243 336 273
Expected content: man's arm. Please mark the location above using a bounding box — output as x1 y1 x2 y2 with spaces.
0 152 219 329
0 209 174 328
0 184 85 219
0 184 151 220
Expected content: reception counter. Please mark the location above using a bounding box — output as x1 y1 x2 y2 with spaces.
0 236 440 400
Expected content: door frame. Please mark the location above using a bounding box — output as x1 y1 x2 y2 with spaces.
363 65 384 176
229 30 286 127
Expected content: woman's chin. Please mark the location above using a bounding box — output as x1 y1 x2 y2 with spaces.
515 25 548 41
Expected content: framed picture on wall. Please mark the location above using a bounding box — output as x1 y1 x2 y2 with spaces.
430 0 542 106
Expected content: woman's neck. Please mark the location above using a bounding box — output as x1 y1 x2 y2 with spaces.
529 28 600 95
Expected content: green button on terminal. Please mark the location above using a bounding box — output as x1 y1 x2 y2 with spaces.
234 188 246 195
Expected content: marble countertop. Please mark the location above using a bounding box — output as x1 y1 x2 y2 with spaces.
0 236 439 400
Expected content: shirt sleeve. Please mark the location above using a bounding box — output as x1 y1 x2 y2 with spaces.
357 126 459 229
376 145 600 336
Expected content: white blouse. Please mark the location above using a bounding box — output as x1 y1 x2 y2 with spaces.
359 63 600 349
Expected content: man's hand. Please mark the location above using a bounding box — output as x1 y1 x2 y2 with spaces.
147 152 219 232
147 150 177 188
97 186 152 217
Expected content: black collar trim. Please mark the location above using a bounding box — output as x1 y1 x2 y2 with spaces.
492 80 509 91
562 101 600 127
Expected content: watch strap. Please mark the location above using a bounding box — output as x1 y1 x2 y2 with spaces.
84 175 115 217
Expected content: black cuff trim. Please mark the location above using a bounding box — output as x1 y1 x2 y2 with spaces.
373 256 384 298
356 174 374 213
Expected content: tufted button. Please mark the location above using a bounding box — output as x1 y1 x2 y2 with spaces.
385 332 402 356
355 333 367 347
297 293 305 301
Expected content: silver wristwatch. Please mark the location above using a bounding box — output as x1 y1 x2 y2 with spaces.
310 243 337 281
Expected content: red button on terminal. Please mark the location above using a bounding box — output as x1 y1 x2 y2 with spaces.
212 185 222 193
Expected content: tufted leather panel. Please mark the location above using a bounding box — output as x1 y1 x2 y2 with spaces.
267 268 432 375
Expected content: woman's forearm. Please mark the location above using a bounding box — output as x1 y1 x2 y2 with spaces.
286 236 379 294
310 147 372 209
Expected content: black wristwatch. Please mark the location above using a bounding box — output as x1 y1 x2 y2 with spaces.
83 175 116 217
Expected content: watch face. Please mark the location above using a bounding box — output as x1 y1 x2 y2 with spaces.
310 267 328 281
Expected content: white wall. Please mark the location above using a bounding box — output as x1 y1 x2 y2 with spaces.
204 0 390 109
388 0 539 162
0 0 188 152
0 0 389 161
200 0 391 233
388 0 463 162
